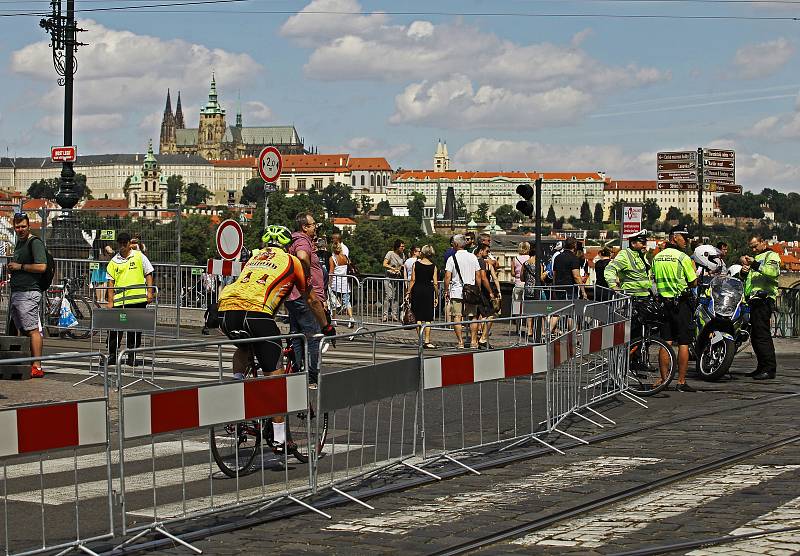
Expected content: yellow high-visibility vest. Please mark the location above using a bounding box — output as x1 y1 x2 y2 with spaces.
107 250 148 306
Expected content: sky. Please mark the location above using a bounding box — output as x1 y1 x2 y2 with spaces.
2 0 800 191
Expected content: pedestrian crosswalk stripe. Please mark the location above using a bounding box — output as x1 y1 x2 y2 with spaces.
511 464 800 548
4 440 209 479
685 494 800 555
325 456 661 534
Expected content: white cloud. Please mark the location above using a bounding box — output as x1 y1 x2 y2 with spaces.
280 0 388 47
243 101 272 124
737 152 800 185
321 136 412 164
733 38 794 79
390 75 594 129
741 91 800 140
37 113 125 134
11 19 262 140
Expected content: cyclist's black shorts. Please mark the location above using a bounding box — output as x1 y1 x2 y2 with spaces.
658 297 693 345
220 310 282 372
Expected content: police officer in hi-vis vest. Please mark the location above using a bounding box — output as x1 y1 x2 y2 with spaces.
604 229 652 340
652 225 698 393
106 232 155 366
740 235 781 380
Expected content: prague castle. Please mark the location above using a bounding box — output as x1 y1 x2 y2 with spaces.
159 74 308 160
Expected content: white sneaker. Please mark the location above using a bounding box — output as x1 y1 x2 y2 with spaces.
322 342 330 354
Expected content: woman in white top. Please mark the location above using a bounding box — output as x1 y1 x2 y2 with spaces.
511 241 533 336
404 246 420 284
329 243 354 327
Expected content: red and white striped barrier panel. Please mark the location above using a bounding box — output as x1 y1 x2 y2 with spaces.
550 331 576 369
0 399 107 457
123 374 307 439
206 258 243 277
581 321 631 355
423 344 549 390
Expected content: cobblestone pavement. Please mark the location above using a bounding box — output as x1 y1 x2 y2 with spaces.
155 349 800 556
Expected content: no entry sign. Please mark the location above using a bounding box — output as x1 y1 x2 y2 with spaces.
257 146 282 183
215 219 244 261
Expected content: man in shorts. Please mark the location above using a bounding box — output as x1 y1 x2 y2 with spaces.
444 234 481 348
7 213 47 377
652 225 697 392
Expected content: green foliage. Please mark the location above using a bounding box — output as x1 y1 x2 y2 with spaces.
185 182 212 206
594 203 604 224
407 191 426 224
180 214 216 264
456 194 468 219
665 206 682 221
348 216 448 274
580 200 592 223
609 199 625 222
27 173 90 200
359 195 373 215
167 174 185 205
241 177 265 205
493 204 521 229
718 191 764 219
475 202 490 223
643 198 661 227
317 182 356 217
375 200 393 216
546 205 557 224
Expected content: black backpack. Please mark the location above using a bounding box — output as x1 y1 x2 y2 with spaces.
23 236 55 291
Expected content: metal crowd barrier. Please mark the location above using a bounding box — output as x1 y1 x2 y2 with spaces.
327 274 363 331
0 352 111 556
543 304 579 439
358 276 408 326
114 333 321 553
773 286 800 338
313 325 427 507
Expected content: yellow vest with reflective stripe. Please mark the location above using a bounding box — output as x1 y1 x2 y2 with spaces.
108 250 148 306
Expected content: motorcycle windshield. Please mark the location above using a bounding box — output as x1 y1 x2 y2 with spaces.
710 276 743 318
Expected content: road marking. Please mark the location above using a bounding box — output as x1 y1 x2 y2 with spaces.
685 494 800 555
4 440 208 479
6 443 371 506
511 464 800 548
324 456 661 534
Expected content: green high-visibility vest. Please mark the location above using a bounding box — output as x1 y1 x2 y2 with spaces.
107 250 148 306
652 247 696 298
604 248 652 297
744 250 780 299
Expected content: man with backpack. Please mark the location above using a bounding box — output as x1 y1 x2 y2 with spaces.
7 212 51 377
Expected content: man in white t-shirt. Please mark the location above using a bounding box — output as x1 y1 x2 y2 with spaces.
404 246 420 284
444 234 482 348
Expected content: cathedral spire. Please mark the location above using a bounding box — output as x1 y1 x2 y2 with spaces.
175 91 185 129
201 72 225 116
163 89 173 116
159 89 176 154
236 90 242 128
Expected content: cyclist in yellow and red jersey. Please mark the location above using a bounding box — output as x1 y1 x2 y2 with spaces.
218 225 332 380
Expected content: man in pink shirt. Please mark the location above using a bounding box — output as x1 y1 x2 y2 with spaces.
287 212 333 383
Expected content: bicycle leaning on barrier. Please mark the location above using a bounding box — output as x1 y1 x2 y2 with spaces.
45 276 98 339
626 296 677 396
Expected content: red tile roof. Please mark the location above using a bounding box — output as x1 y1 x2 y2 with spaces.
395 171 608 181
349 157 391 171
81 198 129 217
22 199 57 210
210 158 257 168
606 180 657 191
332 217 357 226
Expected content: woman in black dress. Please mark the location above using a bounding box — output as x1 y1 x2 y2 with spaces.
406 244 438 349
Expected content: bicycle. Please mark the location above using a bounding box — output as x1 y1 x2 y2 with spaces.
45 276 97 340
626 297 677 397
209 342 329 478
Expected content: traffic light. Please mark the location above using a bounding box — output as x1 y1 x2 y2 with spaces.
516 178 541 217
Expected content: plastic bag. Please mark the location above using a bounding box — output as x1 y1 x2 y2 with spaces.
58 298 78 328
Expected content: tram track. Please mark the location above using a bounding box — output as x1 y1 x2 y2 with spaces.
426 433 800 556
97 390 800 555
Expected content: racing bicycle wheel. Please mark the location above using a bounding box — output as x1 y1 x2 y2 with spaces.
626 336 676 396
263 408 329 464
64 298 94 340
210 420 261 478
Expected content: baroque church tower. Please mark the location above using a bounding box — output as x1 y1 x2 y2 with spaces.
197 73 228 160
434 139 450 172
159 89 177 154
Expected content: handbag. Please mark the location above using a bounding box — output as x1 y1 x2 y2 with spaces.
452 252 483 305
402 299 417 325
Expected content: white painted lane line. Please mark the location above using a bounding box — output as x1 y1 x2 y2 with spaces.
7 444 371 506
511 464 800 549
685 494 800 555
324 456 661 535
4 440 208 479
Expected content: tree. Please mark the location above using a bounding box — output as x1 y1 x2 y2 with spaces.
580 200 592 223
27 173 90 200
546 205 557 224
407 191 426 224
319 182 355 217
609 199 626 223
241 177 265 205
375 200 393 216
74 174 91 200
493 204 521 229
185 182 212 206
456 194 467 219
359 195 373 215
167 175 185 205
475 202 490 223
643 199 661 227
180 214 216 264
594 203 604 224
666 206 683 221
718 192 764 219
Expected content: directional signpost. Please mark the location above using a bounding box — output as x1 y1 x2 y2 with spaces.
657 148 739 236
258 146 282 226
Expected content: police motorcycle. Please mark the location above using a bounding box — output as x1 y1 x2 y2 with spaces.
691 259 750 381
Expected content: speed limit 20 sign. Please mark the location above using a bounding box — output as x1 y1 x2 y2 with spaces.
257 146 282 183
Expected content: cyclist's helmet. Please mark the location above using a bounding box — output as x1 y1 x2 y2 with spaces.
261 225 293 249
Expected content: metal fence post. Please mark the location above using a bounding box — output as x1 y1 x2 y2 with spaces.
175 205 182 339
